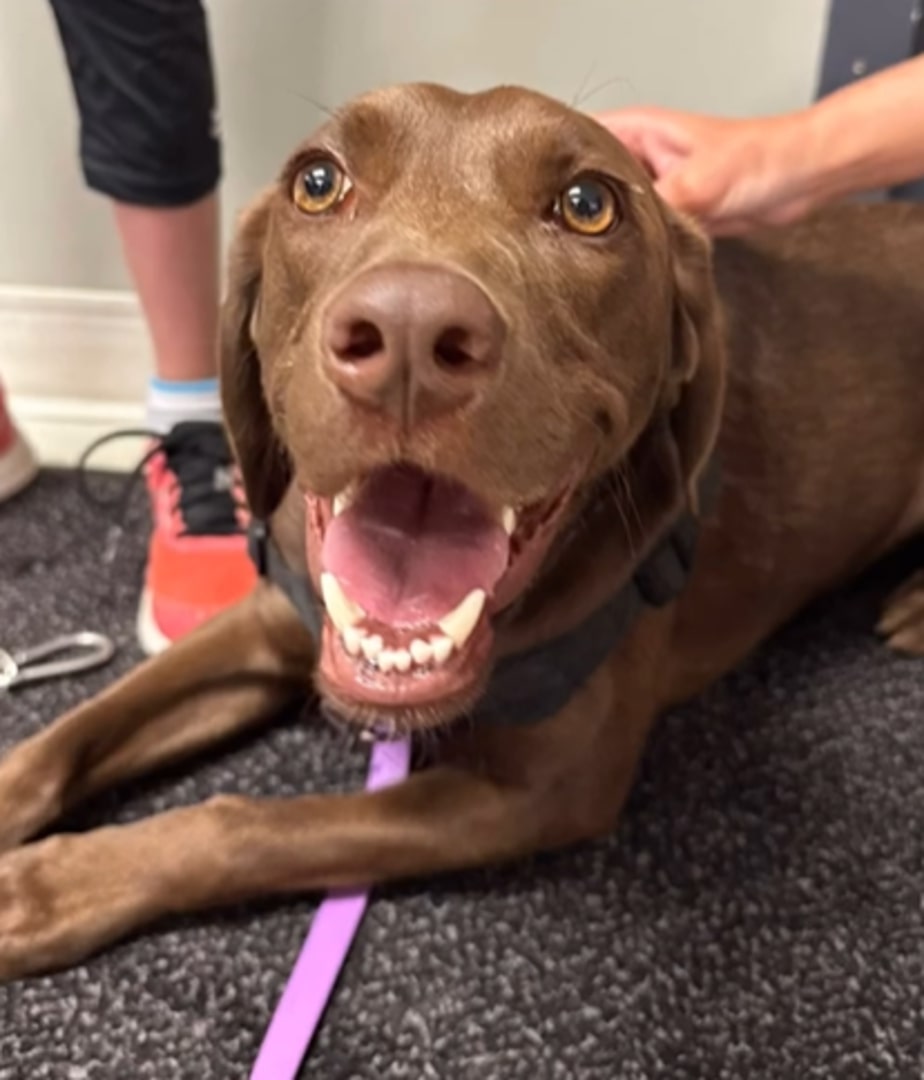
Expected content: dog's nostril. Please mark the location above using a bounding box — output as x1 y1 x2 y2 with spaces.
336 319 384 361
434 327 475 370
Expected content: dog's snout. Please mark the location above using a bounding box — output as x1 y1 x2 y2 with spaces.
323 264 505 424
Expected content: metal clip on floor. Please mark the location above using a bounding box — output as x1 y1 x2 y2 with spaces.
0 632 116 691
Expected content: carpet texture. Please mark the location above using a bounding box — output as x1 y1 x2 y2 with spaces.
1 469 922 1080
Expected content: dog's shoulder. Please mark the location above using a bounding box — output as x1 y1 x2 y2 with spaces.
714 201 924 288
713 201 924 354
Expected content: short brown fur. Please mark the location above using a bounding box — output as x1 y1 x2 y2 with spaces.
1 84 922 980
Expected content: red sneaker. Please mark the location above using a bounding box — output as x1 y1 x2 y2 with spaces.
136 420 257 655
0 383 38 502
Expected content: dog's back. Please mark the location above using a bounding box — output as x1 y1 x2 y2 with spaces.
670 202 924 696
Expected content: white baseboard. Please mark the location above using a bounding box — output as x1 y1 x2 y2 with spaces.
0 286 152 469
12 395 146 471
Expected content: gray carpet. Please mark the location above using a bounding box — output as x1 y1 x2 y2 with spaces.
1 469 922 1080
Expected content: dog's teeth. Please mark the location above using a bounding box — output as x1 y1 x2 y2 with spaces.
320 573 365 631
361 634 383 662
332 487 356 517
409 638 432 665
378 649 397 674
343 625 363 656
431 635 454 665
501 506 517 536
393 649 412 673
437 589 486 650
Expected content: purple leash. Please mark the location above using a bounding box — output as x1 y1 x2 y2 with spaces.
249 737 412 1079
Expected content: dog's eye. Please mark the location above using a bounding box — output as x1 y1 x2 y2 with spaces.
556 176 619 236
293 159 352 215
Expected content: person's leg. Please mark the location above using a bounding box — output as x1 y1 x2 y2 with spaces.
115 194 227 433
114 196 220 384
48 0 255 653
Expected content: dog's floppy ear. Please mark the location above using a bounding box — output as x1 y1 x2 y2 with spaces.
219 188 291 520
663 210 726 513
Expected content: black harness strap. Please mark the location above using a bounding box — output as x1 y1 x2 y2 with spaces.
249 520 323 641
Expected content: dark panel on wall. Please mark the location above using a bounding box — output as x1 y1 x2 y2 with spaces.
816 0 923 200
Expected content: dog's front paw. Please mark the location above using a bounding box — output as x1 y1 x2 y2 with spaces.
0 831 151 982
877 569 924 655
0 746 65 855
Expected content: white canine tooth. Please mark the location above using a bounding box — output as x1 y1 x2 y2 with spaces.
437 589 486 650
361 634 383 662
501 506 517 536
410 638 432 666
394 649 412 673
431 635 454 665
378 649 396 674
320 572 365 630
332 488 356 517
343 625 363 656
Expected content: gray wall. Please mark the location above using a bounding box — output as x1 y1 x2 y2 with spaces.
0 0 830 291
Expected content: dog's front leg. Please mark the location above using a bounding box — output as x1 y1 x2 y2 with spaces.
0 657 658 982
0 585 312 853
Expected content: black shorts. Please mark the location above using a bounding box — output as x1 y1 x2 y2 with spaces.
48 0 221 207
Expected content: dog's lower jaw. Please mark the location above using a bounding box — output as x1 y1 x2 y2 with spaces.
316 605 495 722
315 643 492 735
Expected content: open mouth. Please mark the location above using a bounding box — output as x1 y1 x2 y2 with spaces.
305 463 574 717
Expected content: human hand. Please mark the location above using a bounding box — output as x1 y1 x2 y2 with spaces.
595 107 818 235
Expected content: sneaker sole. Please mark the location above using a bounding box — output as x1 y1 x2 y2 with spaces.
0 429 39 502
136 586 175 657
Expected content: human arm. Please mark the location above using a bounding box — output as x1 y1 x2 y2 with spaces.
595 54 924 234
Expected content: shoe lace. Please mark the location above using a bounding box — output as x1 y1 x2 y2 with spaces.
77 421 246 546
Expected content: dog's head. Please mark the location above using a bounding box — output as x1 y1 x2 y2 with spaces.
221 84 725 729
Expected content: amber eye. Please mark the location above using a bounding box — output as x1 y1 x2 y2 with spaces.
293 158 352 214
556 176 619 236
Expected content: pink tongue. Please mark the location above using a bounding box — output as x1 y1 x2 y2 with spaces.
321 466 509 626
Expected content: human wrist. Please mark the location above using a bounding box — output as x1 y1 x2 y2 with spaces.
761 107 839 210
794 55 924 204
798 92 894 205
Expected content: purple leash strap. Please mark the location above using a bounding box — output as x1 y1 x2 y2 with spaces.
249 737 412 1079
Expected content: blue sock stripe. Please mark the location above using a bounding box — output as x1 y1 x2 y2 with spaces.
149 376 220 396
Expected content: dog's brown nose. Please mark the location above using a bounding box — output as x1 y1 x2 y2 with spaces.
323 263 505 424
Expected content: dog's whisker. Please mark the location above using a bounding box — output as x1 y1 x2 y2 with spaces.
570 59 599 109
616 462 644 550
608 482 635 559
277 82 336 119
573 75 638 111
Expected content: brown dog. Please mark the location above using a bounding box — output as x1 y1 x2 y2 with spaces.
1 83 922 981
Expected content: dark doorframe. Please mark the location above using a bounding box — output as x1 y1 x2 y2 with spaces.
816 0 924 200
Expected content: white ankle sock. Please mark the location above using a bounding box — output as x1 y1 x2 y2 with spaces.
145 376 222 435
